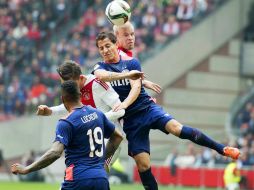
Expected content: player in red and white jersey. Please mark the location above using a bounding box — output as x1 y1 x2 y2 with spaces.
114 22 162 94
43 73 124 122
114 22 134 57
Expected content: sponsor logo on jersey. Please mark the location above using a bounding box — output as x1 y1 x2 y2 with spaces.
81 112 98 123
110 79 130 87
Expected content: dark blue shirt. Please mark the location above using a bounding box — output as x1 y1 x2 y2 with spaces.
55 105 115 180
93 58 153 117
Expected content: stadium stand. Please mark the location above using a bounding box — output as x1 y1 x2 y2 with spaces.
0 0 223 121
225 1 254 171
0 0 76 120
139 1 254 188
148 36 243 165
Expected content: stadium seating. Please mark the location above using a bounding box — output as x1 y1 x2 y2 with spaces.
0 0 223 119
158 37 241 140
209 55 239 74
164 88 237 109
186 71 240 91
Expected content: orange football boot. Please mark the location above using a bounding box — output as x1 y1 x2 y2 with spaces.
223 147 240 160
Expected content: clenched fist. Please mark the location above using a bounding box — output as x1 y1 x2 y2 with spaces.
36 105 52 116
11 163 28 175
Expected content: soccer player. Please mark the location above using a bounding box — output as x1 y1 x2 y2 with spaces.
36 60 142 171
37 60 125 121
114 21 162 94
11 80 123 190
93 32 240 190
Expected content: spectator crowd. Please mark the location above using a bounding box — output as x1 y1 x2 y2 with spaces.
234 102 254 167
0 0 222 120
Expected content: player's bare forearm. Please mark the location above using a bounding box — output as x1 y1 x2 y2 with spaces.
123 78 141 108
143 79 162 94
94 69 125 81
94 69 143 82
25 142 64 173
105 129 123 160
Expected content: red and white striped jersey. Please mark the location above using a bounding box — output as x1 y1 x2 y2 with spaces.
80 74 120 113
51 74 124 123
117 47 133 57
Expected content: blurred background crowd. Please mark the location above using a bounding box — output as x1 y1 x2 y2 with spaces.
0 0 222 120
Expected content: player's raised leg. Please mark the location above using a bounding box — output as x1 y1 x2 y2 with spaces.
133 152 158 190
164 119 240 159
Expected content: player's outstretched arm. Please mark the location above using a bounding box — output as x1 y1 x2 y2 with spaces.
143 79 162 94
36 104 67 116
94 69 144 82
11 141 64 175
36 105 52 116
104 109 125 121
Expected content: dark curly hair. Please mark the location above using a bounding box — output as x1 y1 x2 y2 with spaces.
61 80 80 103
57 60 82 81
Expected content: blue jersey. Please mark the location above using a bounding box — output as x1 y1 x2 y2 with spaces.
94 58 153 117
55 105 115 181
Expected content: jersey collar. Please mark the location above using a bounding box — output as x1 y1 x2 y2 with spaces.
72 105 85 110
118 47 133 57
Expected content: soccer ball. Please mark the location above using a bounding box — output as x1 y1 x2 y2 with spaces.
105 0 131 26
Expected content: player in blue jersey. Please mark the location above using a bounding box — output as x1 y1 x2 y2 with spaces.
114 21 162 95
11 80 123 190
93 32 240 190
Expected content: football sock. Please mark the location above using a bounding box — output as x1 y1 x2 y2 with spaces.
179 126 225 155
139 167 158 190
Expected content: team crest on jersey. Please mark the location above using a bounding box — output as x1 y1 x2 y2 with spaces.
83 91 90 100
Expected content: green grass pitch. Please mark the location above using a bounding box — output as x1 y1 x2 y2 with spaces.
0 181 219 190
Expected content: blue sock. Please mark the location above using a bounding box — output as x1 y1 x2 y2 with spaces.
179 126 225 155
139 168 158 190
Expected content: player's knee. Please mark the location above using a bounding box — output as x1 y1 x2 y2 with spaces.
165 119 182 136
136 160 150 172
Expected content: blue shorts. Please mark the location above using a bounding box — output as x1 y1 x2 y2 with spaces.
61 178 109 190
123 103 173 157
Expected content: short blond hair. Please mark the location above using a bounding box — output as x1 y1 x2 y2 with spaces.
113 21 135 35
